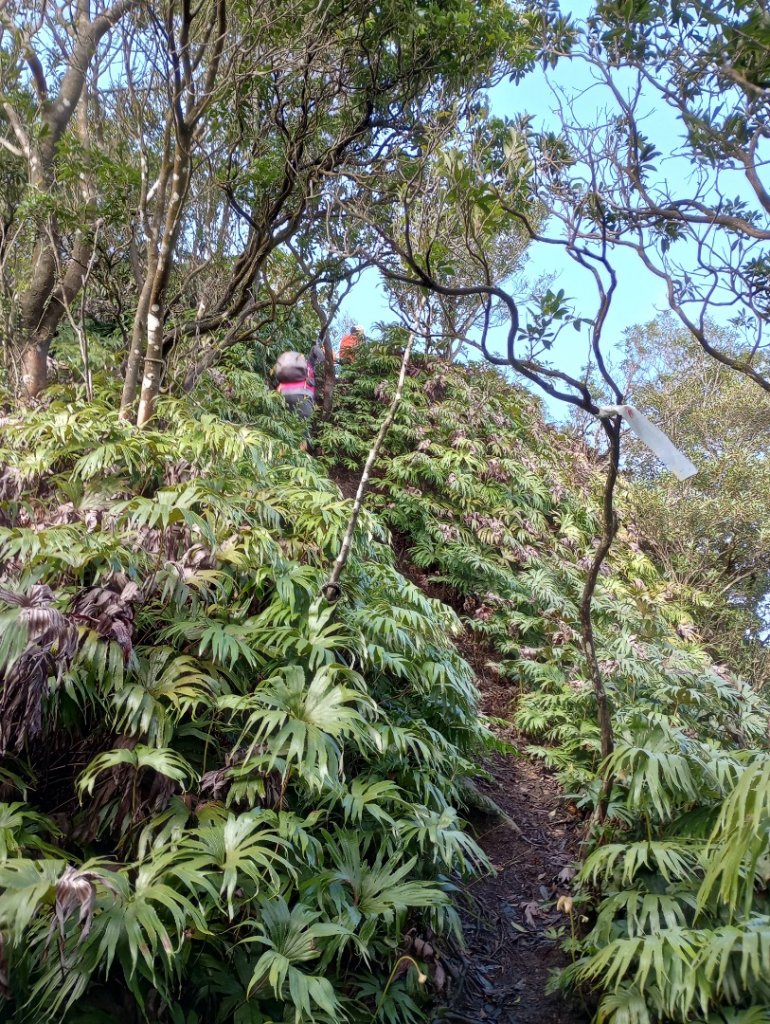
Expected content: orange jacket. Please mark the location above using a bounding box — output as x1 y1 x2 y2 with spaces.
338 332 360 363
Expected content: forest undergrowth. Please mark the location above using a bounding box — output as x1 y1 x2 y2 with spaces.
331 471 587 1024
320 342 770 1024
0 366 494 1024
0 342 769 1024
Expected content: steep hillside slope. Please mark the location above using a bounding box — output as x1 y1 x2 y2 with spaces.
319 343 770 1024
1 347 768 1024
0 376 491 1023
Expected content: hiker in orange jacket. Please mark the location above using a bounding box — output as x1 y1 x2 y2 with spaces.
338 324 365 363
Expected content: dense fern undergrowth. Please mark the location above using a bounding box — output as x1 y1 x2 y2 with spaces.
0 370 490 1023
320 343 770 1024
2 343 770 1024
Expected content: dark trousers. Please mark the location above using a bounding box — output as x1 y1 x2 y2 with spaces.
283 392 314 421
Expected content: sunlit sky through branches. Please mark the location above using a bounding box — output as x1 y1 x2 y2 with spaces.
339 8 751 421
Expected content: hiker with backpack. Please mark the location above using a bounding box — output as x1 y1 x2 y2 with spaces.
273 344 323 421
338 324 365 364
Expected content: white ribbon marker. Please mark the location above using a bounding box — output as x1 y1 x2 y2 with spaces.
598 404 697 481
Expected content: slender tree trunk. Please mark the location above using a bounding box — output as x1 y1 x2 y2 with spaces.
303 276 350 419
580 417 621 825
120 117 173 418
136 285 168 426
132 0 226 426
321 333 336 418
322 310 422 601
135 135 193 427
120 257 157 417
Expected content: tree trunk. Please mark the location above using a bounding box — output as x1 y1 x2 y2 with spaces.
17 245 58 399
321 334 336 418
580 417 621 825
131 0 226 426
322 304 424 601
135 135 192 427
20 341 49 398
8 0 138 400
119 259 157 418
135 288 167 426
19 232 94 398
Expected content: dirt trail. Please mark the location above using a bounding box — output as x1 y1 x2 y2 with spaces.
328 470 589 1022
378 550 591 1021
434 633 589 1024
394 563 589 1023
436 754 586 1023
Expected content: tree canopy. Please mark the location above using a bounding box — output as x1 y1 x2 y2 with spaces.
0 0 540 418
620 315 770 685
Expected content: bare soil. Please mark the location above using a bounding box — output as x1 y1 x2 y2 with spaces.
397 569 590 1023
434 744 588 1024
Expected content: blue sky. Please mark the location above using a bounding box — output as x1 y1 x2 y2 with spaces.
337 15 685 419
337 11 761 422
339 63 671 416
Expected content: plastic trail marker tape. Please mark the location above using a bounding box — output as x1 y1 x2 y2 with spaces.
598 405 697 481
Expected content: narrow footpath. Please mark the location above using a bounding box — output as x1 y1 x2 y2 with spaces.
435 630 589 1024
329 470 590 1023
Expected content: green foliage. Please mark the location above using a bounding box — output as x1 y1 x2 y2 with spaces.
4 330 770 1024
320 342 770 1024
620 316 770 687
0 365 489 1022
